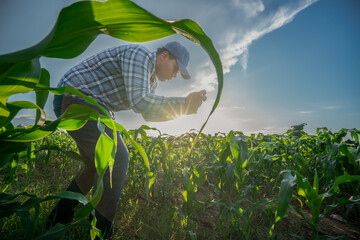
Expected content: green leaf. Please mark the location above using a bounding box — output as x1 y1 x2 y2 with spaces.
350 129 359 143
4 100 46 127
313 170 319 194
34 218 91 240
171 19 223 122
296 173 312 199
275 171 296 223
42 0 176 58
295 172 323 226
3 126 54 142
95 119 113 177
56 191 89 206
0 59 40 86
57 118 87 131
35 69 50 124
1 86 112 142
331 175 360 194
46 86 111 119
0 59 41 127
181 190 188 202
102 118 150 172
228 132 240 161
0 191 88 227
0 153 13 168
0 142 30 154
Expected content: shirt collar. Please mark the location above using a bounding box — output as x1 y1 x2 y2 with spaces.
151 52 157 77
150 52 158 90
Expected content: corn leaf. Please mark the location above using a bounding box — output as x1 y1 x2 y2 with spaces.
35 69 50 124
0 59 41 127
275 171 296 223
331 175 360 194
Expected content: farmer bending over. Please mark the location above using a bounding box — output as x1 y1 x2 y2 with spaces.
49 41 206 239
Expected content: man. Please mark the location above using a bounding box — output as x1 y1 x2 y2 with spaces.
49 41 206 239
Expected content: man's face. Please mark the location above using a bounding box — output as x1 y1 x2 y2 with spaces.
155 51 180 82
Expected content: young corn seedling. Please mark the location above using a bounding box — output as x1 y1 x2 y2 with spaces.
272 169 360 239
295 171 324 239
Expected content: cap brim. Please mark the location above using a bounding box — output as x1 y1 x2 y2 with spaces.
177 61 191 80
181 73 191 79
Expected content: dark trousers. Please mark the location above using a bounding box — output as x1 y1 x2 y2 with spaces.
53 94 129 221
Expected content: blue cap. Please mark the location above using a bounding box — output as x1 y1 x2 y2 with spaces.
163 41 191 79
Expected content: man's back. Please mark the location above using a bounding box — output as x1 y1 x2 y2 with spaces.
58 44 156 112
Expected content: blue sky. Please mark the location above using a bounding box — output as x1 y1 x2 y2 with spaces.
1 0 359 135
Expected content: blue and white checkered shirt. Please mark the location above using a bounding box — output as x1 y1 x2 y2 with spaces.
58 44 186 121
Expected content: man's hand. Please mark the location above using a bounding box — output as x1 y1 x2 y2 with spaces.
184 90 207 114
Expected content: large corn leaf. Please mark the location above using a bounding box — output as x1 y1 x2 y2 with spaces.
0 59 41 127
0 191 90 239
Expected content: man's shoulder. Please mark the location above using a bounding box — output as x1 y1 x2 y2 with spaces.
128 44 153 58
102 44 154 60
120 45 155 65
111 44 151 55
103 44 155 70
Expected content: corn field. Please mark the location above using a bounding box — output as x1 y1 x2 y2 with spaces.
1 125 360 239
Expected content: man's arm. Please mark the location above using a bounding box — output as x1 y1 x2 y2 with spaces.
121 46 206 122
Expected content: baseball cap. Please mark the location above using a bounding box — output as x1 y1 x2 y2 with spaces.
163 41 191 79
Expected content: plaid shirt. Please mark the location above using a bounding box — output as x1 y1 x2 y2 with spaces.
58 45 186 121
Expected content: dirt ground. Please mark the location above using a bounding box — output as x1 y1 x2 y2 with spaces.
192 182 360 239
281 208 360 239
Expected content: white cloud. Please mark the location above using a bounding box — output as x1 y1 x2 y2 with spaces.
299 110 313 114
217 105 246 113
325 105 341 110
230 0 265 18
14 114 35 119
239 49 249 71
221 0 318 73
233 106 246 111
192 0 318 92
193 61 218 92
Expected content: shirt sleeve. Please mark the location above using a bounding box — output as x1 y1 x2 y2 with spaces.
121 47 186 122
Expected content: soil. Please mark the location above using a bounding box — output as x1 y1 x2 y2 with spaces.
282 208 360 240
192 182 360 239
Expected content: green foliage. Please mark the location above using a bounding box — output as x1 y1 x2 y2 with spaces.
1 127 360 239
122 126 359 239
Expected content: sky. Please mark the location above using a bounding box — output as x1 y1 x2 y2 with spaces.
0 0 359 136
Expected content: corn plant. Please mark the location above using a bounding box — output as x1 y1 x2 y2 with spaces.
272 170 360 239
123 127 360 239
